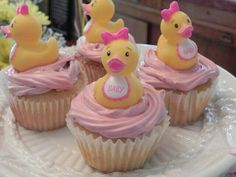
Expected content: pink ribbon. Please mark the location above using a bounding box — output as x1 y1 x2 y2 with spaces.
101 27 129 45
16 4 29 15
161 1 180 22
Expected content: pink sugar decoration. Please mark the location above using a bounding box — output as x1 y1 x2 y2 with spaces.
16 4 29 15
161 1 180 22
101 27 129 45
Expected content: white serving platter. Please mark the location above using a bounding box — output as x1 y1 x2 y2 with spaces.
0 44 235 177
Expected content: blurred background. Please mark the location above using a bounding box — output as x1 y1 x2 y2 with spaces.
0 0 236 75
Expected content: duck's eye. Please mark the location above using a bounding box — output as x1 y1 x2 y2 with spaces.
125 51 129 57
174 24 179 28
107 50 111 56
91 3 94 7
187 19 190 23
11 23 14 28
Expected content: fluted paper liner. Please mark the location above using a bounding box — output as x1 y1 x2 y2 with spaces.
66 116 170 172
3 70 87 131
77 56 106 83
165 79 218 126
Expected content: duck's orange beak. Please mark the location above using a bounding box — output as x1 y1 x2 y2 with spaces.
82 4 91 16
0 25 11 38
107 57 126 73
178 25 193 38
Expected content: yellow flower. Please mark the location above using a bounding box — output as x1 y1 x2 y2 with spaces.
0 0 50 25
0 0 15 21
0 38 13 69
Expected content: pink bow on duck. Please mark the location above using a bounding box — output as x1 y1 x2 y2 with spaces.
101 27 129 45
161 1 180 22
17 4 29 15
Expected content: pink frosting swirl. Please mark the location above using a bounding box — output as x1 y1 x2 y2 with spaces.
76 35 136 63
139 49 219 91
68 83 167 139
76 36 104 63
6 53 80 96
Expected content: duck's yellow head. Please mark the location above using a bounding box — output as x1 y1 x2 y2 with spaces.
83 0 115 22
160 1 193 42
1 4 42 45
101 28 138 76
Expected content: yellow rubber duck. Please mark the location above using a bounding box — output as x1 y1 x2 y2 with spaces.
83 0 124 43
94 28 144 109
157 1 198 70
0 4 58 72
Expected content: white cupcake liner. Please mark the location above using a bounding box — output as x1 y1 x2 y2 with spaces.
165 79 218 125
8 93 76 131
66 115 170 172
1 69 87 131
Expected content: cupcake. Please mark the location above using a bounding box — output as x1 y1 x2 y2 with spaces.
139 1 219 126
0 4 87 131
67 28 169 172
76 0 135 83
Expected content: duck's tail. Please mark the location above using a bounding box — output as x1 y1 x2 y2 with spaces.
109 18 124 32
115 19 124 29
45 37 59 60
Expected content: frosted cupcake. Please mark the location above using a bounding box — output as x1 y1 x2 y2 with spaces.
0 4 87 131
139 1 219 125
67 28 169 172
76 0 136 83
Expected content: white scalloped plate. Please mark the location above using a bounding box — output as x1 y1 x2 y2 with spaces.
0 45 236 177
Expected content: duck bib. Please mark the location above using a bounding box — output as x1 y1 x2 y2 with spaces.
177 39 197 60
83 20 93 34
9 43 17 62
102 76 130 101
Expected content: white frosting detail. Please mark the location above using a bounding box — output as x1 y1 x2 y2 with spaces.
83 20 93 33
103 76 129 100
